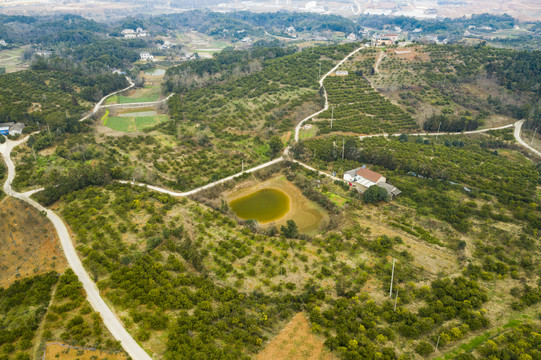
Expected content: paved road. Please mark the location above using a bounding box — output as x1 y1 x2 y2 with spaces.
359 122 515 139
79 78 135 122
514 119 541 158
118 156 285 196
0 138 153 360
294 46 365 142
101 92 175 109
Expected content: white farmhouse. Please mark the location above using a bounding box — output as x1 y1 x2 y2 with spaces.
140 52 154 61
344 166 401 198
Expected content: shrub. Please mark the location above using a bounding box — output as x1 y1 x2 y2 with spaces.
363 185 388 203
415 341 434 357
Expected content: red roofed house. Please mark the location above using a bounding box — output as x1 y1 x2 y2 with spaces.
343 166 401 198
344 166 386 188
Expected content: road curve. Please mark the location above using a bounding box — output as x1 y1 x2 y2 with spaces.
118 156 285 196
514 120 541 158
0 138 153 360
79 78 135 122
294 45 365 142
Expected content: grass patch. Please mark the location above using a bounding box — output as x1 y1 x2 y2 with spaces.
105 114 168 133
299 126 318 140
324 192 348 207
436 314 531 359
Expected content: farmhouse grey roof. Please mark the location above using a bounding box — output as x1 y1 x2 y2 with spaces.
377 182 402 197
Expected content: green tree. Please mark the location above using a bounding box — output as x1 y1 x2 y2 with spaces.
280 219 298 238
363 185 388 203
269 135 283 157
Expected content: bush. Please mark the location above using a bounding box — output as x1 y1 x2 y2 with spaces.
0 135 5 144
415 341 434 357
363 185 388 203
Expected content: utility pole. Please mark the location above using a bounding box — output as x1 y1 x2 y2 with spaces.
331 106 334 130
394 288 399 311
435 335 441 351
435 121 441 142
242 159 244 172
389 258 395 298
342 138 345 159
531 128 537 146
318 62 321 79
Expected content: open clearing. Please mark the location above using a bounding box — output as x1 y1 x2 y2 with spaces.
256 312 337 360
43 343 129 360
0 197 67 287
102 108 168 133
175 31 231 54
225 176 329 233
0 46 28 73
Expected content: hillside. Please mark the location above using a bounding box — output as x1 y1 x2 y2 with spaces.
0 15 539 360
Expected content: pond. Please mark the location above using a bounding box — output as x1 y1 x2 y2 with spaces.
229 188 290 223
145 68 166 76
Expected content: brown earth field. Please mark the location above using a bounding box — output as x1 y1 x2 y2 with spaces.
256 312 337 360
43 343 129 360
0 197 67 287
224 176 329 234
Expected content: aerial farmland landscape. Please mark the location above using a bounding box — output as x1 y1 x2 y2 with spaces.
0 1 539 359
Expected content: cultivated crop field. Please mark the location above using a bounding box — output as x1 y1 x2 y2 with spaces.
102 109 168 132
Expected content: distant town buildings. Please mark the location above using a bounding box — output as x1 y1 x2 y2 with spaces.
35 50 52 57
122 27 149 39
347 33 357 41
139 52 154 61
285 26 296 37
0 40 7 46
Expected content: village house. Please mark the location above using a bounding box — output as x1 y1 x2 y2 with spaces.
347 33 357 41
35 50 52 57
335 70 349 76
285 26 296 35
136 27 149 37
343 166 401 199
0 40 7 46
122 28 148 38
140 52 154 61
0 122 25 136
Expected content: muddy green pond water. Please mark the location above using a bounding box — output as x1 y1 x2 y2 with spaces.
229 188 290 223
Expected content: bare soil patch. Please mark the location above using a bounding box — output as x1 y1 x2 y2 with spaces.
0 197 67 287
256 312 337 360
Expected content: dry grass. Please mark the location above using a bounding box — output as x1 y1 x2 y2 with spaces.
0 197 67 288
